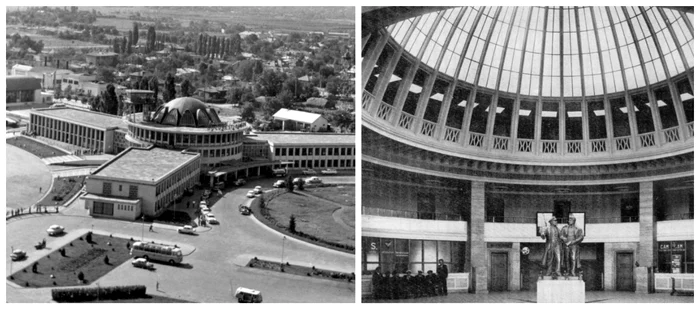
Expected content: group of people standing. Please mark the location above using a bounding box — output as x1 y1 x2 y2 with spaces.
540 216 585 277
372 259 449 300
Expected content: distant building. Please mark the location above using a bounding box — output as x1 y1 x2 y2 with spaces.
60 74 98 93
11 65 74 89
250 132 355 171
85 52 119 67
7 76 43 107
82 146 202 219
272 108 329 132
195 86 228 102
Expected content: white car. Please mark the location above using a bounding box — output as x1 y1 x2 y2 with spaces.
273 180 286 188
235 179 247 186
177 225 196 235
302 169 317 175
205 214 219 225
47 225 65 236
10 249 27 261
253 186 263 194
321 169 338 175
305 176 322 184
131 258 154 269
246 190 256 198
199 200 208 206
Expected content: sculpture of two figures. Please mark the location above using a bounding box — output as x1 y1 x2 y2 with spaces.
540 216 584 277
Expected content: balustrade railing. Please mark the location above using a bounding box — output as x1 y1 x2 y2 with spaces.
444 127 460 143
398 112 415 130
492 136 509 151
362 90 373 111
517 139 533 152
376 101 394 121
541 140 558 154
662 127 680 143
468 132 485 148
686 122 694 138
590 138 607 153
639 132 656 148
485 216 534 223
420 120 437 137
362 207 464 221
614 136 631 151
566 140 582 154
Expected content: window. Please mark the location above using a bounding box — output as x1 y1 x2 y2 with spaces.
362 237 465 275
417 193 436 220
658 241 693 274
93 202 114 216
119 185 123 192
102 182 112 195
129 185 138 199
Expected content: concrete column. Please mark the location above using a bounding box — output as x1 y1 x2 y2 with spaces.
470 181 488 294
636 181 655 293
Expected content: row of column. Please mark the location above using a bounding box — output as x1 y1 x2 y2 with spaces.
31 114 104 152
363 29 692 154
468 180 655 293
129 125 243 147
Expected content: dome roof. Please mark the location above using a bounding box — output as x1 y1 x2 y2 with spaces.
151 97 222 127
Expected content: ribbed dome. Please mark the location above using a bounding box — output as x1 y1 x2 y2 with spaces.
151 97 222 127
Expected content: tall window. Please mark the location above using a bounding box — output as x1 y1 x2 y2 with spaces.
658 241 694 274
362 237 466 275
102 182 112 196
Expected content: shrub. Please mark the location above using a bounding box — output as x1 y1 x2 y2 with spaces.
51 285 147 302
288 215 296 233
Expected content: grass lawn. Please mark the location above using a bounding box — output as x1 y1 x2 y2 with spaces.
264 191 354 248
303 185 355 207
91 295 194 303
5 144 53 210
36 176 86 207
247 258 353 283
8 233 134 288
6 136 68 158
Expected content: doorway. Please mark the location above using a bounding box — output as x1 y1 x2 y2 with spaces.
616 252 634 291
490 252 508 291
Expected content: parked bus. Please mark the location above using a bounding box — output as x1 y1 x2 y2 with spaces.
130 241 183 265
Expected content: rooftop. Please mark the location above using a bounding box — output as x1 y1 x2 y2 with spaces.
272 108 324 124
247 132 355 145
7 76 42 91
91 147 200 183
31 107 127 130
86 52 118 57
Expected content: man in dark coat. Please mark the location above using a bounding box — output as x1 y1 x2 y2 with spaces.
371 267 382 299
437 259 449 295
426 270 438 296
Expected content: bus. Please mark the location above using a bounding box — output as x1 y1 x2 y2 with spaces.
130 241 183 265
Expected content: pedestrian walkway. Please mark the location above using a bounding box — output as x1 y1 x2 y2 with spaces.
42 154 83 165
52 167 95 178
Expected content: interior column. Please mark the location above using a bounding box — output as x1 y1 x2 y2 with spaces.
470 181 488 293
636 181 655 293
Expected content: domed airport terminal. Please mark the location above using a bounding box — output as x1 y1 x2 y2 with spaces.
361 6 693 300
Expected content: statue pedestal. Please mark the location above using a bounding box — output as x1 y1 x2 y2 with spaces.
537 277 585 303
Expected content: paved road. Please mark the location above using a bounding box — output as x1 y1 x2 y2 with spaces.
6 177 355 303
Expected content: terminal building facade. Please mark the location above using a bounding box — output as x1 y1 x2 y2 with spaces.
361 6 693 296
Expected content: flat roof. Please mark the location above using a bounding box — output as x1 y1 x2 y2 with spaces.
7 76 42 91
248 132 355 146
31 107 127 130
92 147 200 183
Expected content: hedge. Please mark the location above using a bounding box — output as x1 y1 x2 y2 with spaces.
51 285 147 302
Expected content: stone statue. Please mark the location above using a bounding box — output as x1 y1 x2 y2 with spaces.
560 216 585 276
540 217 562 276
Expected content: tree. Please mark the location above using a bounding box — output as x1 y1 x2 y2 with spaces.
163 73 176 102
147 26 156 53
132 22 139 45
262 97 284 117
96 67 115 83
126 32 133 54
180 79 191 97
121 36 127 54
288 215 296 233
103 84 119 115
149 76 159 103
240 103 256 123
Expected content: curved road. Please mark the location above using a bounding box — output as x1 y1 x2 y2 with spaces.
6 178 354 303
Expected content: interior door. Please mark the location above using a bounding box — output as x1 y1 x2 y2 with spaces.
616 252 634 291
490 252 508 291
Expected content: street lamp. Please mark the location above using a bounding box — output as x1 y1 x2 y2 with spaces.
281 236 286 266
141 215 145 241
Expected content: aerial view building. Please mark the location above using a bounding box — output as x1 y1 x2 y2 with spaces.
362 6 693 302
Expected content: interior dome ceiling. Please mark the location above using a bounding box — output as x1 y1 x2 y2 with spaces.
386 6 694 98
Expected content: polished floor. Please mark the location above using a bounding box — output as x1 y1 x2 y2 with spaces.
364 291 694 303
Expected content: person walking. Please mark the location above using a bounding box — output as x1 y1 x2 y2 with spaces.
149 224 154 232
39 187 42 193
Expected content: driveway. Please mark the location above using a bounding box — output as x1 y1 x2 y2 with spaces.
6 177 354 303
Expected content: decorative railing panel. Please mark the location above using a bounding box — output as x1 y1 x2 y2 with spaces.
376 101 393 121
566 141 582 154
686 122 694 138
614 136 631 151
517 139 533 152
420 120 436 137
542 140 558 153
639 132 656 148
362 207 464 221
663 127 680 143
444 127 460 143
468 132 485 148
590 139 607 152
398 112 415 130
362 90 373 110
492 136 509 151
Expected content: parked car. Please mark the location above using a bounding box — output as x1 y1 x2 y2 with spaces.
235 179 247 186
246 190 256 198
203 189 211 198
272 168 287 177
177 225 196 235
10 249 26 261
302 169 317 175
305 176 322 184
235 287 263 303
214 181 225 190
273 180 286 188
200 205 211 213
46 225 65 236
321 169 338 175
200 200 208 206
239 205 251 215
205 214 219 225
131 257 154 269
253 186 263 194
